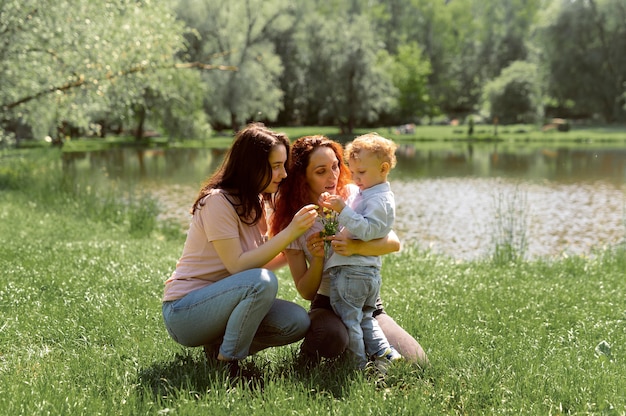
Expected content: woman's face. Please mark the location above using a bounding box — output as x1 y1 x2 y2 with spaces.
305 146 340 202
262 144 288 194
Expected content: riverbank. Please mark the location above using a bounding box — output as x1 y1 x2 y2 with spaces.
6 123 626 153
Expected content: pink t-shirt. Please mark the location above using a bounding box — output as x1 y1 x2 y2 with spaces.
162 189 267 301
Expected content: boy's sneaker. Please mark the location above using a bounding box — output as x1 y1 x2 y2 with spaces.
371 346 402 374
374 346 402 362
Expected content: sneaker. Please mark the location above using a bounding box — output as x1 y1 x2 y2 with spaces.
203 344 219 362
370 346 402 374
363 360 388 387
219 360 264 389
374 346 402 362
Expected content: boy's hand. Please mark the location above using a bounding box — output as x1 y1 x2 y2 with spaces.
319 192 346 213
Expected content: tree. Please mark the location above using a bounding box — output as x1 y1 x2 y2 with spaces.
481 61 542 124
0 0 209 144
292 12 396 134
537 0 626 121
363 0 542 118
388 42 432 123
175 0 293 133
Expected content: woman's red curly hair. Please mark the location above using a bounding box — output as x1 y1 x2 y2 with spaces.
270 135 351 236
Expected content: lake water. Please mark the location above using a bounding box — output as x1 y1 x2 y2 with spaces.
62 141 626 260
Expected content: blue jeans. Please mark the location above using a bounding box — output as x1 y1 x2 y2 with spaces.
162 268 310 360
329 265 389 367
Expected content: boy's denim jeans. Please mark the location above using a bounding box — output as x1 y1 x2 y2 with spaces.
162 268 309 360
329 265 389 367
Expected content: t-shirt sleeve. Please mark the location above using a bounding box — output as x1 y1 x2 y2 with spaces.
287 234 305 251
200 192 240 242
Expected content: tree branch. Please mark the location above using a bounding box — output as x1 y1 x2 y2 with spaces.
2 61 237 110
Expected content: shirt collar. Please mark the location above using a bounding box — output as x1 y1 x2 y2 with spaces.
359 182 390 196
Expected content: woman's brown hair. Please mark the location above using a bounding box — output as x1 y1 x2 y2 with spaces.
192 122 290 225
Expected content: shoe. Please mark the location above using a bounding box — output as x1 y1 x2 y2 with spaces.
370 346 403 374
376 346 402 362
203 344 219 362
294 349 320 370
219 360 264 389
363 360 388 385
223 360 242 379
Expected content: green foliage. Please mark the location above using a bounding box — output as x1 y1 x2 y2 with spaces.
481 61 542 124
535 0 626 121
128 195 160 238
0 149 168 238
175 0 293 132
3 0 625 143
294 12 396 133
0 0 200 141
2 200 625 414
0 152 35 190
388 42 433 122
489 184 529 264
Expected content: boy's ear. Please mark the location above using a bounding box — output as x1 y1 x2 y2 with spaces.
380 162 390 174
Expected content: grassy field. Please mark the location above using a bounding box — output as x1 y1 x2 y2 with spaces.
1 150 625 415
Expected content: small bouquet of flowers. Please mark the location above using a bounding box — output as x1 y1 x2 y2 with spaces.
318 207 339 257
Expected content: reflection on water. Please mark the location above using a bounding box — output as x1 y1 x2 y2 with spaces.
395 143 626 183
62 147 227 185
62 143 626 259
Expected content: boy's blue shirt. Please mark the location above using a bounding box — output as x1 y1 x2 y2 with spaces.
324 181 395 270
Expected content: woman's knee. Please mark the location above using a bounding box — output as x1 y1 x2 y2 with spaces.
250 268 278 300
302 309 348 358
276 300 310 340
292 304 311 336
376 313 429 367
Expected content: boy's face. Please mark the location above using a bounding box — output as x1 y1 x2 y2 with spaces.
348 151 387 191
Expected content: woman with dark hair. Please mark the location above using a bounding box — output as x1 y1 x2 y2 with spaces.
271 135 429 367
162 123 318 377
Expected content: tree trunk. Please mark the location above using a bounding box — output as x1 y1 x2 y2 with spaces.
230 112 240 134
135 106 146 141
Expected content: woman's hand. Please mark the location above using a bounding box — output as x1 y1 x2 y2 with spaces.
327 233 355 256
327 230 401 257
306 233 325 258
286 204 318 238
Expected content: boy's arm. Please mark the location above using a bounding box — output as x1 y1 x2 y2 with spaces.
338 197 394 241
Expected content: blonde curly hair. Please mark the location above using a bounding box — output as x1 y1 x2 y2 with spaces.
344 132 397 169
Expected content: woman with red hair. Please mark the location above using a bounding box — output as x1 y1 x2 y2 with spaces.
270 135 428 367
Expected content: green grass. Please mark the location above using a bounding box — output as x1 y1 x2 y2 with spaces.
278 123 626 145
12 123 626 154
1 151 625 415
